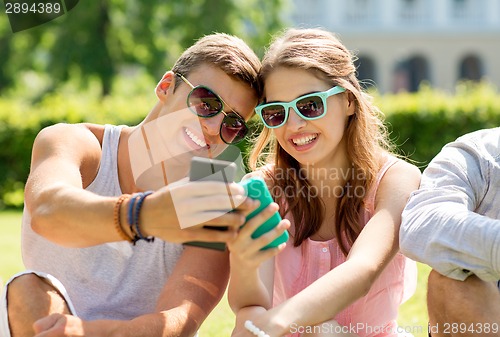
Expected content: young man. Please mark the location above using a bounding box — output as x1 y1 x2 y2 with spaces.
400 127 500 336
0 33 264 337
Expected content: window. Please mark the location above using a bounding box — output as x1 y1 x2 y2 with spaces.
451 0 483 22
459 55 483 82
399 0 430 24
393 55 430 92
354 55 377 88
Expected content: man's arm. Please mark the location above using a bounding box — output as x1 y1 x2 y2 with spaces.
24 123 122 246
400 140 500 281
25 123 250 247
34 246 230 337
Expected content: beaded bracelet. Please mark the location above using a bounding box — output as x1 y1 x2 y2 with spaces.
133 191 154 243
127 191 154 245
244 320 271 337
127 193 141 244
113 194 133 243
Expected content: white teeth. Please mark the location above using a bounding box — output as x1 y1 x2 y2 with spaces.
292 134 317 146
185 128 207 147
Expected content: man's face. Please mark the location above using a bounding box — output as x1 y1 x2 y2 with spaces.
128 65 258 189
162 65 258 157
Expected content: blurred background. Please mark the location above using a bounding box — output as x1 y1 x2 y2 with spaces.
0 1 499 334
292 0 500 93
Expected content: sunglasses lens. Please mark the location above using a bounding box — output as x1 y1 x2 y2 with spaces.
189 87 223 117
260 105 286 127
296 96 324 118
220 114 248 144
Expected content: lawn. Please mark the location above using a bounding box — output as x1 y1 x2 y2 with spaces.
0 211 430 336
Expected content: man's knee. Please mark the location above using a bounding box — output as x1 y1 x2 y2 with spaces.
8 273 70 312
7 273 70 337
427 269 500 327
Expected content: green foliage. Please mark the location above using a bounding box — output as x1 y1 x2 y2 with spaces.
375 82 500 169
0 78 154 209
0 1 286 96
0 82 499 209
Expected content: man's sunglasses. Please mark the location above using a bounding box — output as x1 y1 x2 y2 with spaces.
255 86 346 129
176 73 248 144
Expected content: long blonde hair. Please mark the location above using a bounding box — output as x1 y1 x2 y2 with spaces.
250 28 393 255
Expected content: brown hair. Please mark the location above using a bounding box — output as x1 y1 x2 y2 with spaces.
249 28 393 255
171 33 262 97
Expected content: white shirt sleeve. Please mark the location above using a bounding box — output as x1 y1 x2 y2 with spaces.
400 135 500 282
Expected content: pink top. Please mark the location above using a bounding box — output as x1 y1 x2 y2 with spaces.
272 156 417 337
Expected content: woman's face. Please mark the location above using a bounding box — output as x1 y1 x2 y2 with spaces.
263 67 354 168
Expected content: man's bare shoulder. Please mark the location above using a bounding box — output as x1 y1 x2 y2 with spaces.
32 123 103 165
35 123 101 147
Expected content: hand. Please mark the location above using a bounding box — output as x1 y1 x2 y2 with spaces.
232 307 288 337
143 179 259 243
33 314 85 337
228 202 290 269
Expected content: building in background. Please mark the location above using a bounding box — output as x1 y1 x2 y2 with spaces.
290 0 500 93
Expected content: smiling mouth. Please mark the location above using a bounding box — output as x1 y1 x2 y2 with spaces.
184 128 207 148
292 134 318 146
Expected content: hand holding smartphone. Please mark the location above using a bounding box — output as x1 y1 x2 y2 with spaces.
240 177 289 250
183 157 289 251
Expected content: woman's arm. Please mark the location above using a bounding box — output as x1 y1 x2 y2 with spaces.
248 160 421 336
227 202 289 312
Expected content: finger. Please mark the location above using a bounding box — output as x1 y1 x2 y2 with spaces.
33 313 61 334
227 205 283 254
172 181 246 198
234 197 260 216
239 203 280 237
248 219 290 251
200 211 246 228
253 242 287 263
183 227 238 243
176 194 249 215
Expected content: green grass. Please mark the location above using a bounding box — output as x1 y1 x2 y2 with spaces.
0 210 24 283
0 211 430 336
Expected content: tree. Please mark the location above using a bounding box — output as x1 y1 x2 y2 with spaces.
0 0 288 96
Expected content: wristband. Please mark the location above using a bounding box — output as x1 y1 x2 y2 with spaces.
113 194 133 243
127 193 142 244
244 320 270 337
133 191 154 243
127 191 155 245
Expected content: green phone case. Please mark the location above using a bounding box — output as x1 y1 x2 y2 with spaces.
240 177 289 250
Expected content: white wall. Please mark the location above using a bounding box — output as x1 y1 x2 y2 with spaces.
289 0 500 93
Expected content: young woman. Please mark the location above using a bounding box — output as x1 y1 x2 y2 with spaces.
227 28 421 337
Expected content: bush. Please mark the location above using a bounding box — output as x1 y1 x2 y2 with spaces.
0 88 153 209
0 81 499 209
375 82 500 169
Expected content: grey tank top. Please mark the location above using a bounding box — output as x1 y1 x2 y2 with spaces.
21 124 184 320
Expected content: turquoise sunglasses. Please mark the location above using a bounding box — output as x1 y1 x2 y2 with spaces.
255 86 346 128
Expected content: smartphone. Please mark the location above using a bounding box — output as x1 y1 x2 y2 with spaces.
240 177 289 250
188 156 237 183
183 156 237 251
